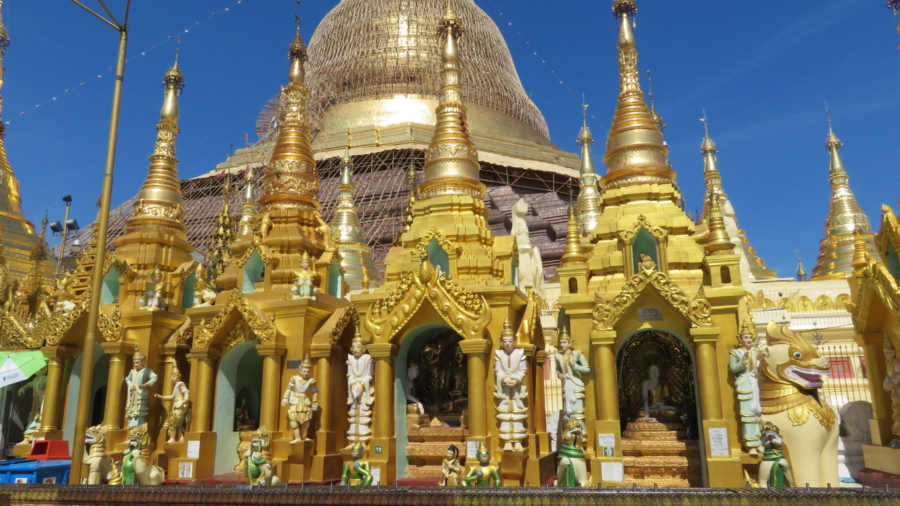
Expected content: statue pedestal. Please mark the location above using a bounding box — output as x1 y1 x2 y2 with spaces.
499 449 526 485
862 443 900 476
11 441 32 458
310 430 342 483
272 438 315 483
168 431 216 482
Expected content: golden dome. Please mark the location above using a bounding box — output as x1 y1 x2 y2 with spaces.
305 0 553 147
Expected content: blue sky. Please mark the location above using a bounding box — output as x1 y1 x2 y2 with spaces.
2 0 899 278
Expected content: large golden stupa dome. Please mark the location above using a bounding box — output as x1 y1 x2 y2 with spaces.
304 0 557 150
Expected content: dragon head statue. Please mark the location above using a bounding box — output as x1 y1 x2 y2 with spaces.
761 321 830 391
85 424 108 447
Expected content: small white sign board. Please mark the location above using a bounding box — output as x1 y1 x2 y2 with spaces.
600 461 624 483
466 440 479 459
371 467 381 485
597 433 616 457
187 440 201 459
178 461 194 479
637 307 663 322
708 427 729 457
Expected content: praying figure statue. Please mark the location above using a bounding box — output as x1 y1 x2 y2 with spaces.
193 264 217 307
405 359 425 415
640 365 676 420
18 366 47 441
281 355 318 443
729 320 762 454
290 251 318 300
439 444 462 487
155 365 191 444
139 266 168 311
494 318 528 451
51 275 76 314
125 347 158 428
555 327 590 431
340 442 373 486
884 338 900 440
346 329 374 445
462 442 501 487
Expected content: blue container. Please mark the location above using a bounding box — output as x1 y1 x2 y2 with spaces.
0 458 71 484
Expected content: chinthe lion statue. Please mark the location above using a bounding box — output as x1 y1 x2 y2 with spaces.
119 423 165 486
83 425 112 485
759 321 838 487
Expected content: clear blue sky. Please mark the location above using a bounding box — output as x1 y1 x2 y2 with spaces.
3 0 899 278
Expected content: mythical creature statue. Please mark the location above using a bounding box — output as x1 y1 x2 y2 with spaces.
556 418 588 487
83 425 112 485
340 441 373 486
121 424 165 486
462 442 501 487
439 444 462 487
758 421 794 489
759 321 838 487
281 355 318 443
244 431 282 487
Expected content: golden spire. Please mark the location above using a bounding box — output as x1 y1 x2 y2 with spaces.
560 206 587 266
704 194 734 255
646 70 665 131
330 144 381 291
237 166 258 238
810 119 878 280
395 162 419 246
796 254 808 282
700 115 726 224
205 172 237 290
125 57 187 235
258 26 319 211
601 1 674 190
575 104 601 234
850 226 869 271
418 0 486 199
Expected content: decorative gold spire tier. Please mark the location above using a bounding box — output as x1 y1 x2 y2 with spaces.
601 1 674 190
575 108 601 235
114 58 195 310
810 123 879 280
704 195 733 255
330 147 381 291
418 1 485 199
258 33 319 211
699 124 777 279
237 167 258 238
561 206 587 266
0 6 52 280
124 60 188 236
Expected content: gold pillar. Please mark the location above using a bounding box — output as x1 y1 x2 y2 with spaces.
592 332 619 421
533 350 547 434
257 343 286 431
38 349 70 433
311 343 335 454
368 344 396 439
691 331 724 421
459 339 492 440
101 342 132 430
188 347 220 433
859 332 894 445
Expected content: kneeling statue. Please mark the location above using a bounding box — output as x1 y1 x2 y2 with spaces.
758 421 793 489
556 418 588 487
462 442 501 487
244 436 282 487
341 441 373 486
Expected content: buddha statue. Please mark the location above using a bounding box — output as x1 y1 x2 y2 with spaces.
640 365 677 420
234 396 257 431
405 359 425 415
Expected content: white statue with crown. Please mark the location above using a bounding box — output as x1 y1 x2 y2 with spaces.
346 328 374 445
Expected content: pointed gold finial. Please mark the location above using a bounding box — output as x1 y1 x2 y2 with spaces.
851 226 870 271
704 194 734 255
237 166 258 238
126 56 187 232
810 113 877 280
575 104 601 235
646 70 665 131
418 0 485 199
259 20 318 212
700 113 726 223
561 205 588 266
602 0 673 190
796 253 807 281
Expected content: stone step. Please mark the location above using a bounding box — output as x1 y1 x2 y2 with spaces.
407 441 468 466
622 430 685 440
624 477 697 488
621 439 700 456
625 421 685 432
407 426 468 443
623 455 702 470
404 465 445 479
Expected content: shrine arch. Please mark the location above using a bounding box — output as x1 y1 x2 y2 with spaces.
213 340 263 475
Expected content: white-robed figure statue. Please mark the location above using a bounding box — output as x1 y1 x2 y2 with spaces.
125 346 158 428
346 328 374 445
494 318 528 451
555 326 590 431
728 320 762 454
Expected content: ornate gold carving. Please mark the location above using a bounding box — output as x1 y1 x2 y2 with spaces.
364 256 491 343
132 201 185 221
412 229 458 258
619 214 668 245
234 237 275 269
194 290 277 349
592 262 711 331
853 260 900 331
329 305 359 344
98 306 124 342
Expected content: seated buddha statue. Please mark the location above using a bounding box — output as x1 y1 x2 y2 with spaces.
640 365 677 420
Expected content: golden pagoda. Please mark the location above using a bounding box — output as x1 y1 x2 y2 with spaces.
575 108 601 235
0 4 53 280
810 122 880 280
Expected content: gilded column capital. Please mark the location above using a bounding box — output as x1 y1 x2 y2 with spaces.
40 345 77 359
590 330 617 346
100 341 135 355
256 342 287 357
367 342 397 358
310 342 338 359
159 342 189 356
458 338 492 355
188 347 221 361
689 326 721 344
